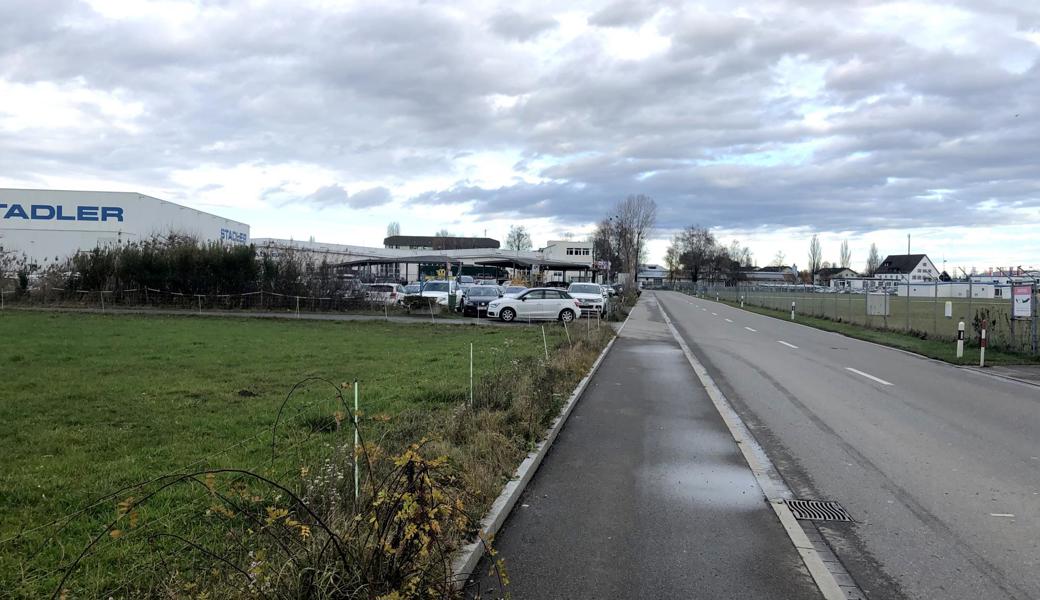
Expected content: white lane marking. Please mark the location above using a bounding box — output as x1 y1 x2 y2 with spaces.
725 318 733 323
711 312 718 316
777 341 799 349
702 308 707 311
744 326 757 332
845 367 893 386
990 513 1015 518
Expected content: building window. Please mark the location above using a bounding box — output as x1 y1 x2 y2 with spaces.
582 248 590 255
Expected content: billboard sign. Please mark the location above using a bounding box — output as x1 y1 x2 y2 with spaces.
1012 285 1033 319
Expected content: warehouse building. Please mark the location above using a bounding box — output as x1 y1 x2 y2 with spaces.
0 188 250 267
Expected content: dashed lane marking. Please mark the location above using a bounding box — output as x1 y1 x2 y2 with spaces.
745 326 757 332
725 318 733 323
845 367 893 386
777 340 799 349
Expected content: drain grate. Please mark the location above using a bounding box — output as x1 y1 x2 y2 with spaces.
785 499 854 522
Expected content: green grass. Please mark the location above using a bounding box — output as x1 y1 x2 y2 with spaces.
719 290 1038 352
703 296 1039 366
0 311 584 596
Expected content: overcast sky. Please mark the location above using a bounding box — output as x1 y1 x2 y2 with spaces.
2 0 1039 272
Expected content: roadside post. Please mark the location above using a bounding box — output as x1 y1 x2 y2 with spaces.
353 379 360 500
740 295 744 308
790 301 796 320
956 321 965 359
980 320 988 367
541 325 549 360
469 343 474 407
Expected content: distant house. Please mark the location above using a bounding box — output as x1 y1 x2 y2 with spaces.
875 254 939 286
745 265 796 283
383 235 500 251
815 267 857 286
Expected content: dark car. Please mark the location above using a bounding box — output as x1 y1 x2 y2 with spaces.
458 285 501 316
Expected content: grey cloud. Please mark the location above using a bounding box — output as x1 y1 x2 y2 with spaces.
588 1 660 27
348 186 393 209
303 185 350 207
489 10 557 41
1 0 1040 236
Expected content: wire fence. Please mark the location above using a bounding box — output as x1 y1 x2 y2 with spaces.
665 281 1040 355
0 285 452 317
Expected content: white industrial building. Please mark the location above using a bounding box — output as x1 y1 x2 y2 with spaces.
0 188 250 267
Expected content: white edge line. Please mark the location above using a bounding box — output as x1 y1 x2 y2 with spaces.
778 340 799 349
451 306 632 586
657 297 849 600
845 367 893 386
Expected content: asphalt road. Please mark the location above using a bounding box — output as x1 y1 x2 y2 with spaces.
472 297 823 599
655 291 1040 600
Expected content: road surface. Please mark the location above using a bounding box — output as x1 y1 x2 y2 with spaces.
656 291 1040 600
472 296 824 599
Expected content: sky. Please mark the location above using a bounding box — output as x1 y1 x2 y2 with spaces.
1 0 1039 274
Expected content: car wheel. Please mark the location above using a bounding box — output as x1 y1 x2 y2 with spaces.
500 307 516 322
559 308 575 323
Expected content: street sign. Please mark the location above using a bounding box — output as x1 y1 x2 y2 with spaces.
1012 285 1032 319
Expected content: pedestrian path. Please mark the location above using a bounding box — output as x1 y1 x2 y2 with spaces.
471 297 824 599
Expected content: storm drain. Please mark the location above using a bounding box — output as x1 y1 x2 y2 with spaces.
785 499 854 522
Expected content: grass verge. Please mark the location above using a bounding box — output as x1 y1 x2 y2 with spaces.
0 311 615 597
707 297 1039 366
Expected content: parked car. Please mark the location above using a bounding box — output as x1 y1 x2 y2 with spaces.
487 288 580 322
567 282 607 314
458 285 501 316
365 283 406 304
419 280 457 305
601 284 615 297
403 282 422 294
475 279 501 287
501 285 528 297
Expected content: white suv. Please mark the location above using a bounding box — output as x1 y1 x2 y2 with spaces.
567 282 606 314
487 288 580 322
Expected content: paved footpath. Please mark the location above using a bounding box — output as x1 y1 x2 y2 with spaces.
471 296 824 599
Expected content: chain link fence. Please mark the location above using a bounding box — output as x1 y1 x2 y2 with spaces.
666 281 1040 356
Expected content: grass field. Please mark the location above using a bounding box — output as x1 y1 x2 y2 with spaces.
0 311 601 597
695 287 1039 354
693 295 1039 366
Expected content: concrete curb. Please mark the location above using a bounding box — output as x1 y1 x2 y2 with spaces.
656 295 854 600
451 309 632 587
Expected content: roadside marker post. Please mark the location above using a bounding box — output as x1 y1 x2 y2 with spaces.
956 321 965 359
980 320 988 367
740 295 745 308
354 379 360 501
790 301 796 321
469 343 474 407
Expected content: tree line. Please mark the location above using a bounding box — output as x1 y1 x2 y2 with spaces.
3 234 348 298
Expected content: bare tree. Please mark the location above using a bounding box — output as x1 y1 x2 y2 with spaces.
865 243 881 276
614 194 657 281
840 239 851 269
772 251 786 267
434 228 453 238
676 225 716 284
505 225 532 252
386 221 401 238
664 237 682 284
808 234 822 276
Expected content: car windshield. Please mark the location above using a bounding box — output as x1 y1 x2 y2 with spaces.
466 287 499 297
424 282 448 292
403 285 420 293
569 284 602 294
